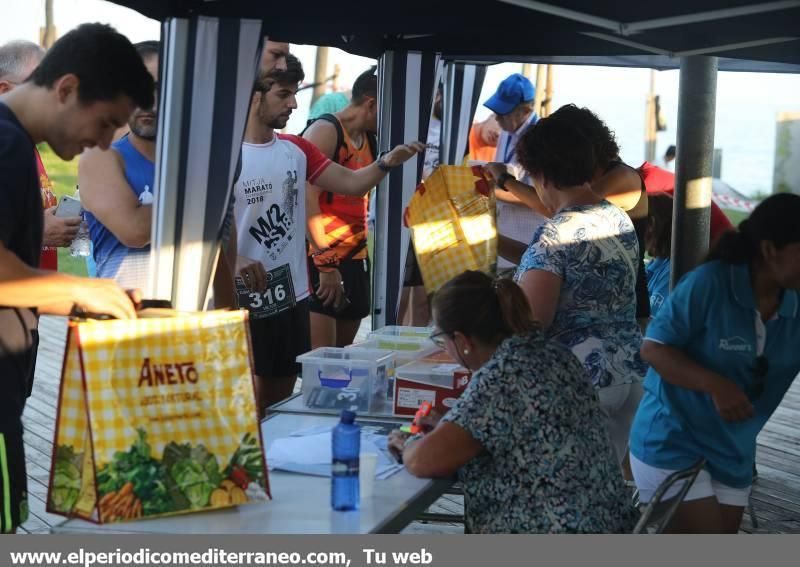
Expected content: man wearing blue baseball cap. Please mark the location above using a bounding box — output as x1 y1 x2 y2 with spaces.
485 73 535 130
484 73 548 274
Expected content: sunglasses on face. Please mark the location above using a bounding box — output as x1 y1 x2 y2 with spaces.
747 355 769 401
429 329 450 349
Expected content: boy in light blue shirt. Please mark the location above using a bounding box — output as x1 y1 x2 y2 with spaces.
644 193 674 318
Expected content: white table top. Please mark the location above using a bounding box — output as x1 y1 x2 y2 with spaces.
52 413 450 534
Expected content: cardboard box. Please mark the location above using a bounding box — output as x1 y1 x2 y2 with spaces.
393 358 471 416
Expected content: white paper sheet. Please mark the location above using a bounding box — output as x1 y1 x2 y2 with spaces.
266 429 404 479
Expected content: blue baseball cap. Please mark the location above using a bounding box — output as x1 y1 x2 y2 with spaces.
483 73 535 115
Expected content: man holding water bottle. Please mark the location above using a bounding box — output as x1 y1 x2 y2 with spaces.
0 24 151 534
0 40 82 269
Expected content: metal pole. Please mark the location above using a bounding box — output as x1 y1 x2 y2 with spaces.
644 69 657 162
441 63 456 168
521 63 534 79
670 55 718 288
543 64 554 117
148 18 189 301
42 0 57 48
372 52 394 329
533 64 546 116
311 46 329 107
712 148 723 178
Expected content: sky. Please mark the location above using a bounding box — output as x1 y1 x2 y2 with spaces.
2 0 799 196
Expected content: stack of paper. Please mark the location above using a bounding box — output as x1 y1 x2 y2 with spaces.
266 426 404 480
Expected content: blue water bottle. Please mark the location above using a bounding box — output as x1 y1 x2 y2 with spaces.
331 410 360 510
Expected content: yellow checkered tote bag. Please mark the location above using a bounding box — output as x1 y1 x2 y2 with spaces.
406 165 497 293
47 310 269 524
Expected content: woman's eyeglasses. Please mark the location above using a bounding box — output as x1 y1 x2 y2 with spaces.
429 329 450 349
747 355 769 401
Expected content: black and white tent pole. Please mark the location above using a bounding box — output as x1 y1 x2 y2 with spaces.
147 17 187 302
148 16 263 310
441 62 488 166
372 50 440 329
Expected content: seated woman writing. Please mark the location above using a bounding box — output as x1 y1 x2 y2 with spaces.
388 271 637 534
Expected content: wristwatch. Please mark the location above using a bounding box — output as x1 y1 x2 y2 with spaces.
377 150 392 172
496 171 515 190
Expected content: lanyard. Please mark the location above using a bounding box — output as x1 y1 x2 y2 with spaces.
503 114 537 164
503 135 515 164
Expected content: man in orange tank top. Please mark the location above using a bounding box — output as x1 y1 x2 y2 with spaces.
468 115 501 163
302 68 378 348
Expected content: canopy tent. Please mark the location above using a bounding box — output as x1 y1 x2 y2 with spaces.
104 1 800 66
148 17 263 308
452 54 800 73
103 0 799 319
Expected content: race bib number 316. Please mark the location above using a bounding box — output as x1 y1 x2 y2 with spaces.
236 264 296 320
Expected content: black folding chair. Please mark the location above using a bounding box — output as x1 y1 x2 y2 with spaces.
632 458 706 534
418 483 465 525
748 463 759 529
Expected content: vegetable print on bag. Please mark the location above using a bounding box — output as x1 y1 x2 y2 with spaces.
48 310 270 523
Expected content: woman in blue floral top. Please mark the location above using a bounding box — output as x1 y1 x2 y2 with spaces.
388 271 637 533
496 106 647 463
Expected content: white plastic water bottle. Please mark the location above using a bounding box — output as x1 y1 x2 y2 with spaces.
69 188 91 257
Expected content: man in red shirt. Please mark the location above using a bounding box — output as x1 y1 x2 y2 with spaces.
0 40 81 270
638 161 733 244
234 54 423 413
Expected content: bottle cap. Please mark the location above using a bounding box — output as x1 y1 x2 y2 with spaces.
340 410 356 424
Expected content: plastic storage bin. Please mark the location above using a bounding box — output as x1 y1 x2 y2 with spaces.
347 337 441 402
297 347 394 412
348 336 439 367
368 325 433 340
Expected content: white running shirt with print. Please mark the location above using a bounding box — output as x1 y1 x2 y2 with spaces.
234 133 332 304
